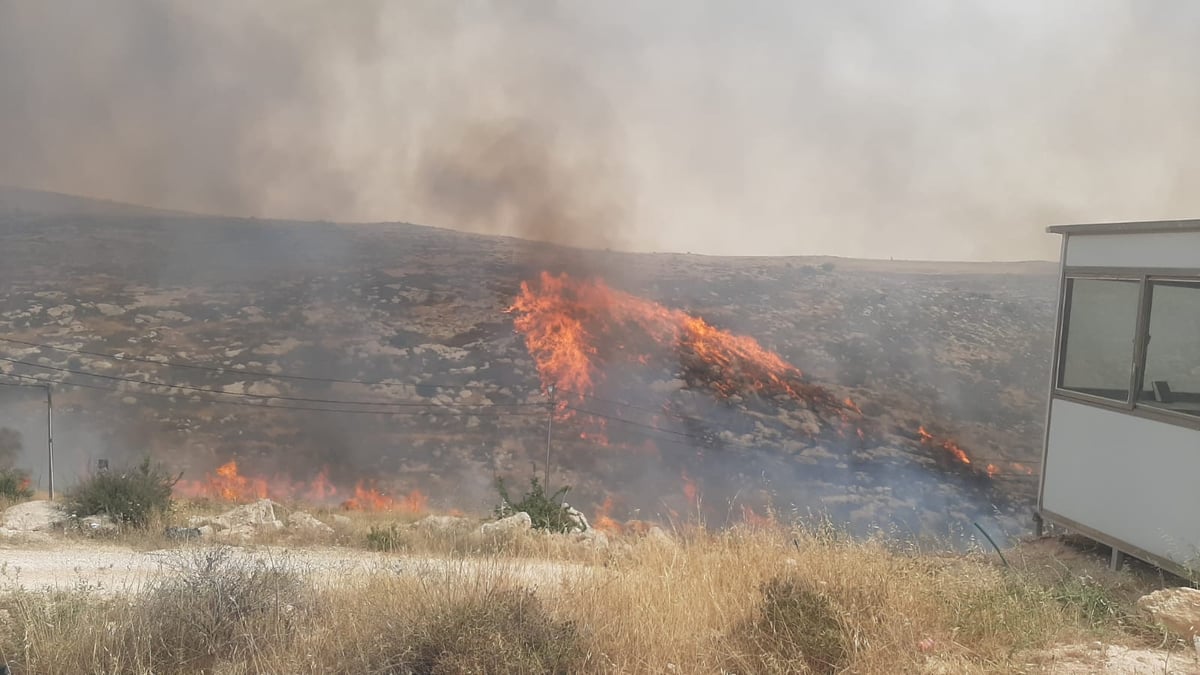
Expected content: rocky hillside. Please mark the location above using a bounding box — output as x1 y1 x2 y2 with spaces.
0 187 1059 542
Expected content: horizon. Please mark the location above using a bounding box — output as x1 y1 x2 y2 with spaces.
5 2 1200 262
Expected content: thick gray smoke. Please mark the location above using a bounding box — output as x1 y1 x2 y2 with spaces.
3 1 1200 261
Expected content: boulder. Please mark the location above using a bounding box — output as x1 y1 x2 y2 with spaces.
480 511 531 535
288 511 334 534
332 514 352 527
574 529 609 548
212 499 284 532
1138 587 1200 645
562 502 589 532
2 500 67 531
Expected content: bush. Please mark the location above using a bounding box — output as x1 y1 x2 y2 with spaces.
65 457 178 527
403 587 584 674
0 468 32 502
366 523 403 551
725 577 850 674
136 547 305 672
494 475 578 533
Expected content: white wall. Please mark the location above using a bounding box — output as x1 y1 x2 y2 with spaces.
1065 231 1200 269
1043 398 1200 567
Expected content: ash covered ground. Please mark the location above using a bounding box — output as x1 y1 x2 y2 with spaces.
0 187 1057 545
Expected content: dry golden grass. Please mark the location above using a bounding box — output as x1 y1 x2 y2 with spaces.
0 519 1182 674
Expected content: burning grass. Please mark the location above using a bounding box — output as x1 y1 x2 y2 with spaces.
0 524 1182 674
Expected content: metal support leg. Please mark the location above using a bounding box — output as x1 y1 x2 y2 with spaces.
1109 547 1125 571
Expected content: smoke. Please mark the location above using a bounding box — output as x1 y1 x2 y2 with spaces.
3 1 1200 260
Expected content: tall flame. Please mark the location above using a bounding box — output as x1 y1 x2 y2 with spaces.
509 272 849 415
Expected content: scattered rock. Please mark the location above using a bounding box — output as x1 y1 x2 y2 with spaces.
574 529 609 548
212 499 284 532
288 511 334 534
0 527 52 542
1138 587 1200 644
2 500 67 531
164 526 203 540
186 515 216 529
80 514 118 534
480 511 531 535
220 524 257 542
413 514 469 531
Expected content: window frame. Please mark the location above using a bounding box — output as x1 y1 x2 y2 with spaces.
1052 266 1200 432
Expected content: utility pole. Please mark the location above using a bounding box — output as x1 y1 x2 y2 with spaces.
45 384 54 500
544 384 555 487
0 379 54 499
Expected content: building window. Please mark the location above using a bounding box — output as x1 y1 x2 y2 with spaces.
1059 278 1141 401
1138 280 1200 417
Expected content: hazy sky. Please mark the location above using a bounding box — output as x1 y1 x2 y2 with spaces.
2 1 1199 261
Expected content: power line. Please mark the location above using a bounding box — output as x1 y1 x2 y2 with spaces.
0 339 1039 472
0 335 730 428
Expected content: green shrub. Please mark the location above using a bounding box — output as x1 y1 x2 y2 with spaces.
494 475 579 533
366 524 403 551
0 468 32 502
65 457 178 527
725 577 850 674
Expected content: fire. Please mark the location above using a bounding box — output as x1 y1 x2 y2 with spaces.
509 272 853 417
917 426 971 466
986 463 999 478
175 460 271 502
341 482 428 513
681 470 699 507
174 461 427 513
593 495 624 534
740 505 774 527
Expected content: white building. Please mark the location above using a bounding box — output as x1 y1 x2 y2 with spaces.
1039 220 1200 575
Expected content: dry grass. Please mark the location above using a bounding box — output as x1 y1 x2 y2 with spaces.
0 523 1183 674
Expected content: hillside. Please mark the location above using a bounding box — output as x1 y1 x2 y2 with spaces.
0 187 1059 543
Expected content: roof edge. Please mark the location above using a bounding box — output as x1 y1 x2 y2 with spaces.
1047 219 1200 235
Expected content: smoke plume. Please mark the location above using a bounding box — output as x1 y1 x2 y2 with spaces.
3 1 1200 260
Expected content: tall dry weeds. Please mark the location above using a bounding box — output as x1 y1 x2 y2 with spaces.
0 524 1155 674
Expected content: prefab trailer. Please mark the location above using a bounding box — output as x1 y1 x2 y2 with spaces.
1040 220 1200 575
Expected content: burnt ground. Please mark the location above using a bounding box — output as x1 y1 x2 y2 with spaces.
0 187 1059 545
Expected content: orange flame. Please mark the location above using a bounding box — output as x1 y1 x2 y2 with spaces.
509 272 855 418
681 470 699 507
341 482 428 513
917 426 971 466
175 461 427 512
174 460 271 502
593 495 624 534
740 505 774 527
